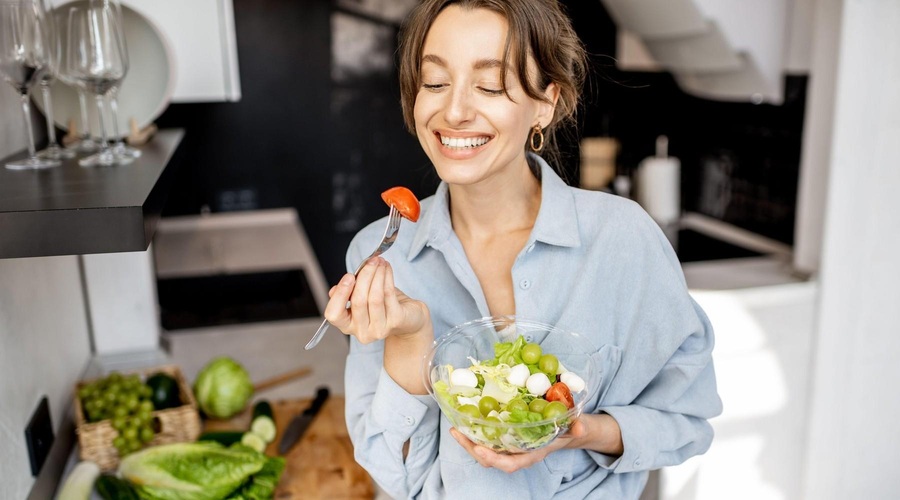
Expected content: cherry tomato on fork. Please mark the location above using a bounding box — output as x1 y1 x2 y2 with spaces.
381 186 421 222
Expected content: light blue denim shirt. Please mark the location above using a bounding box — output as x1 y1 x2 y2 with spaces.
344 155 722 499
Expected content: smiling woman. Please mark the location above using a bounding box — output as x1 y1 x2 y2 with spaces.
330 1 723 499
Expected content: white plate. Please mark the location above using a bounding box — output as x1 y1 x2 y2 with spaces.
34 1 175 139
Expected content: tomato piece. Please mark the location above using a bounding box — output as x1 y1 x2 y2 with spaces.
545 382 574 409
381 186 421 222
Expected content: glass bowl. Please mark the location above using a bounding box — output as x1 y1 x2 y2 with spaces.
423 316 601 453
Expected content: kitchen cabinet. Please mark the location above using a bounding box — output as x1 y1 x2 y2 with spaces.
0 129 184 259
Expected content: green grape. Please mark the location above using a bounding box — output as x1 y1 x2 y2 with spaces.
112 436 126 450
528 398 549 414
521 343 542 364
506 398 528 412
541 401 568 419
139 400 154 413
137 409 152 423
112 416 127 431
123 426 138 441
483 416 502 440
125 395 139 411
457 405 482 420
113 406 129 419
478 396 500 416
538 354 559 375
139 426 154 443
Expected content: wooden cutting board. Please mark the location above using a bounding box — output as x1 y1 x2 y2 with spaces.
203 396 374 499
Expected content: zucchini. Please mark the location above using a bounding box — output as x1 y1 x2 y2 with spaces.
95 474 139 500
250 400 277 443
197 430 245 446
241 431 268 453
58 461 100 500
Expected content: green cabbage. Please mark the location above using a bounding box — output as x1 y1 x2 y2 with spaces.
119 442 266 500
194 357 254 419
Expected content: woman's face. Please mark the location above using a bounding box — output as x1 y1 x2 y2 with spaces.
413 6 557 187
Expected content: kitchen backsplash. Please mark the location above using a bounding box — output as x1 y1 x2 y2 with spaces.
153 0 806 283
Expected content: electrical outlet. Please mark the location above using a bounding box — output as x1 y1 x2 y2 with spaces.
24 396 54 477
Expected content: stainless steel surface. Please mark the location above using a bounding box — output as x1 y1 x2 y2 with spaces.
304 205 403 350
278 387 330 455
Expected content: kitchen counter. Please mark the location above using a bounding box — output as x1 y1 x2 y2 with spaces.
0 129 184 259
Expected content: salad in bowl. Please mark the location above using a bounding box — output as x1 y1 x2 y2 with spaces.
423 316 601 453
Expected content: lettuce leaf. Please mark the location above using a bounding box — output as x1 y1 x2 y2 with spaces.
119 442 266 500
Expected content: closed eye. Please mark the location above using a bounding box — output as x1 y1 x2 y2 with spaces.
422 83 447 92
479 87 504 96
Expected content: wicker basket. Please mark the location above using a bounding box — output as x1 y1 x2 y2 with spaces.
74 364 201 471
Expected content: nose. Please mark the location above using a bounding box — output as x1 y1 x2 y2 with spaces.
444 86 475 125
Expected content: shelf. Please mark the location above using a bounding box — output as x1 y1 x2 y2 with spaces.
0 129 184 259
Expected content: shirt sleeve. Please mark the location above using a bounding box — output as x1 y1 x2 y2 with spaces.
341 225 442 499
345 339 441 499
589 209 723 472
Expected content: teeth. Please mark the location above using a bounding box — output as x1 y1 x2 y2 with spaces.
441 135 489 149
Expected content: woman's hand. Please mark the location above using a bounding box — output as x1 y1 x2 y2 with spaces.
449 413 623 473
324 257 428 343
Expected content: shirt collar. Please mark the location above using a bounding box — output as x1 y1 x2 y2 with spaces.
407 153 581 261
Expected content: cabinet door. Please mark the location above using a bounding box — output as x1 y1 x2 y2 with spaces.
124 0 241 102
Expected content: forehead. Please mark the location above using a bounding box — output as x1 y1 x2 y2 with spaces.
422 6 509 65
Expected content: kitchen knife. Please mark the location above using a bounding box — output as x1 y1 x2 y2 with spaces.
278 386 330 454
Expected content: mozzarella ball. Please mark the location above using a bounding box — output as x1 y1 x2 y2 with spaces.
560 372 586 393
506 364 530 387
525 372 552 396
449 367 478 388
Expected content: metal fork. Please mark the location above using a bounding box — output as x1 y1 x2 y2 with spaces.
304 205 403 350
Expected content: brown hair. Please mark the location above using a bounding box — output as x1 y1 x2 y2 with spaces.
398 0 586 159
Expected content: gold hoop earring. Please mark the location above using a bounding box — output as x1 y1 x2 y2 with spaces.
530 125 544 153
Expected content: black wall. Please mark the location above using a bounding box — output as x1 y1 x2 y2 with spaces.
156 0 805 284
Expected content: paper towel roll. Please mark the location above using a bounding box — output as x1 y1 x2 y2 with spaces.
636 156 681 225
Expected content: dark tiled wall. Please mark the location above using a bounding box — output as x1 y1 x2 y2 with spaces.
156 0 805 283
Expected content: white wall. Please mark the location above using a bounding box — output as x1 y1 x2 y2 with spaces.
802 0 900 497
0 256 92 500
1 83 92 499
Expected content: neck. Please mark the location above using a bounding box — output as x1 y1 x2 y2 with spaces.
448 158 542 240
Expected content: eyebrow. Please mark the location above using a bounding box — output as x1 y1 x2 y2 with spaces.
421 54 503 71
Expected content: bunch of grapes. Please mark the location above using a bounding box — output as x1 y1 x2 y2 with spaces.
78 372 157 456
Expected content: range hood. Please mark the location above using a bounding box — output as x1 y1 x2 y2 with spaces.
601 0 794 104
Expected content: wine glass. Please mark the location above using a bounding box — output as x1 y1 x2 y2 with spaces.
103 0 140 159
35 0 75 160
64 3 131 167
0 0 61 170
51 2 98 153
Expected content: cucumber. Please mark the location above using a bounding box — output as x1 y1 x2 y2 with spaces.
250 415 277 443
197 431 245 446
95 474 139 500
241 431 268 453
250 400 277 443
252 400 274 421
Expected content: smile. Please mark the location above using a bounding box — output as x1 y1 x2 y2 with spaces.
439 134 491 149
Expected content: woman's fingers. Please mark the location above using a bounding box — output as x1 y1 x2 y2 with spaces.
366 259 388 336
323 273 355 328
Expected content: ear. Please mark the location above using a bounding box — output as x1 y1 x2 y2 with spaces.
536 82 561 129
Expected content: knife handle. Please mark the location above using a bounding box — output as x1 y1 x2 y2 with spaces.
305 386 329 415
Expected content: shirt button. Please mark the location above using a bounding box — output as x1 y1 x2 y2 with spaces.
404 416 415 426
519 279 531 290
634 458 642 467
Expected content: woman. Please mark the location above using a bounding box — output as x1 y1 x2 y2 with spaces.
324 1 722 498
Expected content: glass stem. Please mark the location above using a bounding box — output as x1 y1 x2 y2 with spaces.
78 90 90 139
94 93 109 152
41 84 59 147
108 90 122 145
20 93 38 159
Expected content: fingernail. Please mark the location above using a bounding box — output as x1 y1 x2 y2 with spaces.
339 274 354 286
